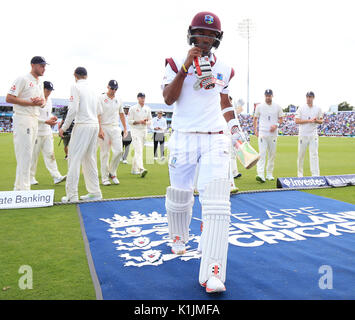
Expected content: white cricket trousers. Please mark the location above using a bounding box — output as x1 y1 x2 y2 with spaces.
98 125 123 181
297 135 320 177
193 136 237 191
257 135 277 178
66 124 101 200
13 114 38 190
131 129 146 173
168 131 230 194
30 134 62 180
230 136 239 178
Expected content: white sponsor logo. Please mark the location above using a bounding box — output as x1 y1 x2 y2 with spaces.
100 207 355 267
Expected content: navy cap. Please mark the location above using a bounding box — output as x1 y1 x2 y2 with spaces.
306 91 315 97
108 80 118 89
31 56 48 65
137 92 145 98
264 89 273 96
43 81 54 91
74 67 87 76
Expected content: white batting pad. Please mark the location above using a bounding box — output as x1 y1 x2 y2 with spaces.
198 179 231 285
165 187 194 243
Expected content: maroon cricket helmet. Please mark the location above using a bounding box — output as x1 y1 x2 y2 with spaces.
187 11 223 49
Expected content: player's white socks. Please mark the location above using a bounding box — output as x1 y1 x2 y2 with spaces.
198 179 231 291
165 187 194 253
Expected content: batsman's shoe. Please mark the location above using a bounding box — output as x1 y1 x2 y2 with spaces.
171 236 186 255
266 175 275 181
54 175 66 184
140 169 148 178
102 180 111 186
30 178 39 185
256 175 266 183
79 193 102 201
205 276 226 293
200 264 226 293
234 173 242 179
61 195 79 203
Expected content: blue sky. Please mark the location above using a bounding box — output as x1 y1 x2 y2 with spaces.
2 0 355 112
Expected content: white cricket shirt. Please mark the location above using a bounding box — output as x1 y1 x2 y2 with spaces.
8 73 44 118
254 102 283 137
98 93 124 126
62 79 101 132
127 104 152 133
295 104 323 136
162 55 234 132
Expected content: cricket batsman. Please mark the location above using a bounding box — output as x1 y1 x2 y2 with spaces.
162 11 243 293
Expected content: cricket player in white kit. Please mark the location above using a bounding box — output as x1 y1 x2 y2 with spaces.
163 12 243 293
295 91 323 177
30 81 66 185
152 110 167 160
6 56 49 191
98 80 127 186
59 67 102 202
253 89 283 182
127 93 152 177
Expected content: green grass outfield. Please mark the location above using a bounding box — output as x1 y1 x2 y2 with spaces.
0 133 354 299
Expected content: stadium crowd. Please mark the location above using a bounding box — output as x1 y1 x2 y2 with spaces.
0 111 354 136
0 118 12 132
238 111 355 137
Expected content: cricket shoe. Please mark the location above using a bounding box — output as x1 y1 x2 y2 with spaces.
200 264 226 293
140 169 148 178
61 196 79 203
171 236 186 255
109 174 120 185
30 178 39 185
234 173 242 179
80 193 102 201
266 175 275 181
102 180 111 186
205 277 226 293
122 160 128 164
230 187 239 194
54 175 66 184
256 175 266 183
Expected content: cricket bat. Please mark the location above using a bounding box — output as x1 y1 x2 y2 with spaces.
234 139 260 169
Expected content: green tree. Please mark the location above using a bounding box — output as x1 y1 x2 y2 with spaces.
338 101 353 111
283 104 297 113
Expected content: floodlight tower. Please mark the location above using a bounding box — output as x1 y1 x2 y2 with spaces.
238 18 255 114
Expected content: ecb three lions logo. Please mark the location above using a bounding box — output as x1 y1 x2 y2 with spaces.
100 211 201 267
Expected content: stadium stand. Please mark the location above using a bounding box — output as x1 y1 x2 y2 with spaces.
0 96 354 136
